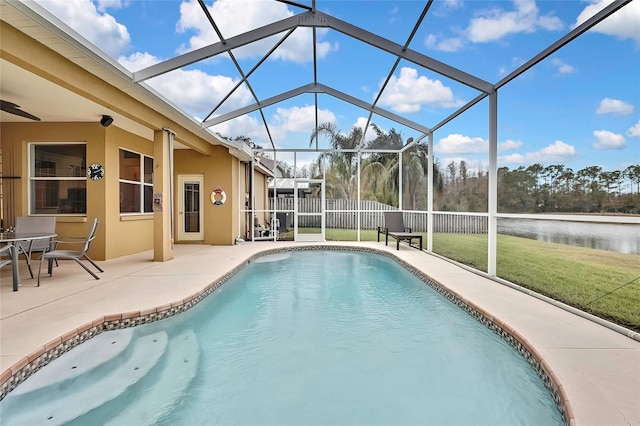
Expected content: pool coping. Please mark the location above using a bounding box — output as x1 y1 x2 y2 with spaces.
0 245 574 424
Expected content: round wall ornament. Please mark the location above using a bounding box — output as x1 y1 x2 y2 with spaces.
211 187 226 206
87 163 105 180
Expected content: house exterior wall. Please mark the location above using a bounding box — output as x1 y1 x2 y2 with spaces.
105 125 155 259
238 162 249 239
0 20 271 260
254 169 269 226
0 121 155 260
174 146 235 245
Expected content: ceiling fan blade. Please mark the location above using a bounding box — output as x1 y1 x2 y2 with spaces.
0 100 41 121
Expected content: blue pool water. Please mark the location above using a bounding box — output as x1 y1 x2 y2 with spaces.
1 250 562 425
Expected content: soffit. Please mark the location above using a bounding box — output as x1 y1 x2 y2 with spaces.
0 0 235 152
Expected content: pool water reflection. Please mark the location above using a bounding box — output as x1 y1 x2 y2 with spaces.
1 250 563 425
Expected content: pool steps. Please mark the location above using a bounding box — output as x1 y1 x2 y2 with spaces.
103 330 200 425
1 328 200 426
7 327 135 398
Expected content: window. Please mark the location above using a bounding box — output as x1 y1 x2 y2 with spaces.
29 143 86 214
119 149 153 213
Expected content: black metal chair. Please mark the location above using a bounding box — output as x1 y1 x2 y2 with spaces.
37 218 103 285
377 211 423 251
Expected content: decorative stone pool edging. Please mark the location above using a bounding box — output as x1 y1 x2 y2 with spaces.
0 258 249 402
0 245 573 425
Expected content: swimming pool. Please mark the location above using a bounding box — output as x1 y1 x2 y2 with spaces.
0 249 563 425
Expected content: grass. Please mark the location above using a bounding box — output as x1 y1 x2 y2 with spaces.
291 228 640 331
433 233 640 331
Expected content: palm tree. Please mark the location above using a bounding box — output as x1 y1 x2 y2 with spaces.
363 125 443 209
361 125 403 205
309 123 443 207
402 140 444 210
309 122 363 199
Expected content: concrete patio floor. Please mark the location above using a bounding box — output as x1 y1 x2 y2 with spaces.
1 241 638 425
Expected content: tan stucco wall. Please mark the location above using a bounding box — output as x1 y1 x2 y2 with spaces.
104 125 154 259
1 20 272 259
174 146 235 245
0 122 156 260
254 171 269 226
238 162 249 239
0 122 107 259
231 159 240 241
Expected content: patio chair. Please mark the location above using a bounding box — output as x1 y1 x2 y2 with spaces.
254 216 266 238
36 218 104 285
0 244 13 269
267 216 280 239
1 243 19 289
377 211 423 251
15 216 57 278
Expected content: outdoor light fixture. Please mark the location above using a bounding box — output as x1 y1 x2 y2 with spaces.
100 115 113 127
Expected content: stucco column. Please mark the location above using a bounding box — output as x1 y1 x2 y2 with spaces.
153 129 174 261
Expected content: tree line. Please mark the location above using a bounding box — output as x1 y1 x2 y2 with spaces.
254 123 640 214
496 163 639 213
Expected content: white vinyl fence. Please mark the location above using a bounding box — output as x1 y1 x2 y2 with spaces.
270 198 487 233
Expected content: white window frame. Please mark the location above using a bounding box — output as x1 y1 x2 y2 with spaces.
119 148 154 215
28 142 87 216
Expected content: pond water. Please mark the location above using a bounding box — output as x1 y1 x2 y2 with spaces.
498 218 640 255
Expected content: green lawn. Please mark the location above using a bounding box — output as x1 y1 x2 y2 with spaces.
294 228 640 331
433 233 639 331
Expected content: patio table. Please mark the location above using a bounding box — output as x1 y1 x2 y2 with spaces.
1 232 57 292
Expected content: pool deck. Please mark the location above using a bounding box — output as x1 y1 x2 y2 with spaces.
1 241 638 425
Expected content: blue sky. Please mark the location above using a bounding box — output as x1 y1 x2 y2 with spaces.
35 0 639 174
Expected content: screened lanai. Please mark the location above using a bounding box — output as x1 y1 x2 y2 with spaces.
137 1 640 332
1 0 639 332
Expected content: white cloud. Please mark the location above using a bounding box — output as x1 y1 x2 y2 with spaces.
537 14 564 31
627 120 640 137
499 140 577 164
389 5 400 23
96 0 127 12
118 52 159 71
354 117 379 143
429 1 565 51
435 134 488 155
269 105 336 141
550 58 575 74
35 0 131 57
176 0 336 62
444 0 463 10
210 115 267 143
574 0 640 45
498 56 527 77
592 130 626 150
425 34 465 52
537 140 577 160
119 52 253 117
499 153 526 164
499 139 523 150
436 135 525 156
378 67 464 113
596 98 634 115
466 0 563 43
441 158 486 176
